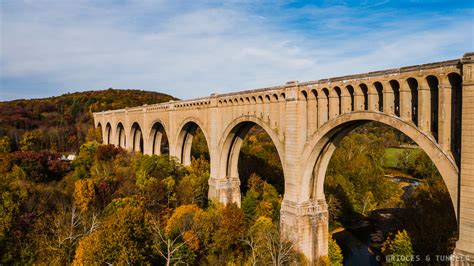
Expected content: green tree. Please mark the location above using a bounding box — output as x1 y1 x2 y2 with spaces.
325 133 403 218
402 180 456 258
72 141 100 179
381 230 413 266
328 237 343 266
242 188 260 227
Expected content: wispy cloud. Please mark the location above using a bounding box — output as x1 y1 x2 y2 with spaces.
0 0 472 101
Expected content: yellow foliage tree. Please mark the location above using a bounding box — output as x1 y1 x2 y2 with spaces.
74 179 96 212
73 205 152 265
165 204 203 238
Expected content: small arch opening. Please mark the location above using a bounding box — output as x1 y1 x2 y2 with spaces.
448 73 462 166
374 82 384 112
323 88 330 122
334 87 342 115
407 78 419 126
346 85 355 111
360 84 369 110
426 75 439 141
390 80 401 117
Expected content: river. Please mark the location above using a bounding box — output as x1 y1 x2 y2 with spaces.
333 224 380 266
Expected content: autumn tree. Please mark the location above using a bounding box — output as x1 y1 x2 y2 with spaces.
74 179 96 212
246 216 299 265
211 203 246 263
34 206 99 265
401 180 457 258
177 157 210 208
325 133 403 219
381 230 413 266
328 237 343 266
242 174 281 227
19 131 42 151
72 141 100 179
73 205 153 265
0 136 11 153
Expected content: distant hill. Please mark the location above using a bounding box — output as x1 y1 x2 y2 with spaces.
0 88 177 152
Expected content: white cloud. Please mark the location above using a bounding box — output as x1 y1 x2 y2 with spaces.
0 1 472 100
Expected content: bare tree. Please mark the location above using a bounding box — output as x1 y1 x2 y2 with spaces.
243 235 259 266
264 228 296 266
150 219 187 266
40 206 99 264
246 221 298 266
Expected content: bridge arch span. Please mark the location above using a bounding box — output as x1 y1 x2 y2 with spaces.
129 122 144 153
96 122 103 142
217 116 285 182
212 115 284 205
147 119 169 155
105 122 112 144
116 122 126 148
174 117 210 166
300 111 458 215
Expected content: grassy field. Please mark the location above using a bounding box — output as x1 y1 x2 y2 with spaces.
383 147 422 168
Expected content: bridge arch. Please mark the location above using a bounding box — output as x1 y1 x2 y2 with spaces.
218 116 285 189
130 122 144 153
406 77 419 126
299 112 459 217
148 120 169 155
175 118 210 166
344 85 355 112
105 122 112 144
446 72 463 166
96 122 103 143
116 122 126 148
389 80 401 117
371 81 384 112
426 75 440 141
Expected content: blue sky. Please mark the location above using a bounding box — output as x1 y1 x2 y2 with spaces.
0 0 473 101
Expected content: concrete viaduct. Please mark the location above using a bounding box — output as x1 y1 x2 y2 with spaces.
94 52 474 264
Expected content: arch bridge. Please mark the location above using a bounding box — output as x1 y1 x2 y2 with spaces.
94 52 474 264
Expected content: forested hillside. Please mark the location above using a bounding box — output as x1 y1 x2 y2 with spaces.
0 89 175 152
